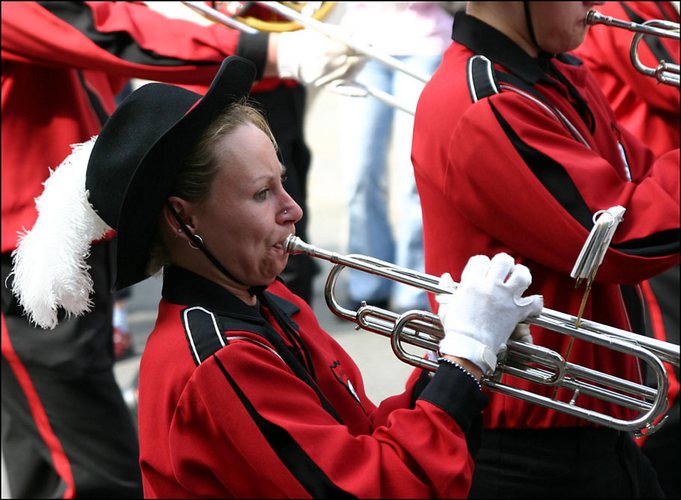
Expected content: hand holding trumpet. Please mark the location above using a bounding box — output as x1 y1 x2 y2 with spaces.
437 254 543 375
285 235 679 435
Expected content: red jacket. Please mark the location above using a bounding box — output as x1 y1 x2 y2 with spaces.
1 1 290 253
574 1 680 157
411 12 680 430
138 266 487 498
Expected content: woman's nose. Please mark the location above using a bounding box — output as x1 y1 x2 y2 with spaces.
278 195 303 225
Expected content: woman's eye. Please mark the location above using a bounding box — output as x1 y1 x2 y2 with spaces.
255 189 270 201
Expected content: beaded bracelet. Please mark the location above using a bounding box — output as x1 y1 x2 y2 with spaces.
437 357 483 391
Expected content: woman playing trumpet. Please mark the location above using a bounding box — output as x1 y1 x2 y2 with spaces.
11 56 543 498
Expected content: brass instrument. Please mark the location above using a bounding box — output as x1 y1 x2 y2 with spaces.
586 10 680 87
285 235 680 437
182 1 428 114
183 1 336 33
224 1 337 33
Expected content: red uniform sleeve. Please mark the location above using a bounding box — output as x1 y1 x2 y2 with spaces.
147 339 476 498
445 90 679 285
138 291 486 498
0 1 258 85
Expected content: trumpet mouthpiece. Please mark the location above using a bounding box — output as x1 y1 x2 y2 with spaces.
284 234 305 255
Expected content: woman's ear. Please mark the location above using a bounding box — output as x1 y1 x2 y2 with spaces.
164 196 197 235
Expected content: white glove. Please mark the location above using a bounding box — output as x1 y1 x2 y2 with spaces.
436 254 543 374
276 28 366 87
510 323 533 344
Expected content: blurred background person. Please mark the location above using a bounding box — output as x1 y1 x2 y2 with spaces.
575 2 680 498
337 2 457 313
1 2 360 497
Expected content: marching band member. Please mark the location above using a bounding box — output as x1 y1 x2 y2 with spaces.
412 2 680 498
1 2 360 496
11 56 543 498
576 2 680 497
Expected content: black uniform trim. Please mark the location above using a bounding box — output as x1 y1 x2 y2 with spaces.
489 101 680 255
76 71 110 126
38 2 214 66
418 363 488 455
182 306 226 366
467 55 499 102
265 290 301 320
213 356 357 499
165 266 346 424
236 32 270 81
489 100 594 229
611 229 680 256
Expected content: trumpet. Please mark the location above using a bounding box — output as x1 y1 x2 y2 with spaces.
285 235 680 436
586 10 680 87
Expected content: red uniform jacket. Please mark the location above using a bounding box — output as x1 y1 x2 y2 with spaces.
411 12 680 430
575 1 680 157
138 266 487 498
1 1 288 254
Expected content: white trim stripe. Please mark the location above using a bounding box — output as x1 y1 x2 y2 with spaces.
183 306 225 365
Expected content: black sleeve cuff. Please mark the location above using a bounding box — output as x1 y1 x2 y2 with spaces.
236 32 270 81
418 362 488 433
409 370 433 407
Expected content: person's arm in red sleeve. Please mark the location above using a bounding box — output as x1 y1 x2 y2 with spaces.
159 341 484 499
0 1 265 85
446 92 679 285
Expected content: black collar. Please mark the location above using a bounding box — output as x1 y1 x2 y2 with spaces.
161 265 299 322
452 11 554 86
452 11 593 132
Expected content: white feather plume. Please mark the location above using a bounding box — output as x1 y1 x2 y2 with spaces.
10 136 112 330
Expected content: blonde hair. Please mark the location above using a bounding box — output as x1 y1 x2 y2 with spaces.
172 99 277 202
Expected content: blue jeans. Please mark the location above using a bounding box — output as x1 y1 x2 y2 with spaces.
340 55 441 312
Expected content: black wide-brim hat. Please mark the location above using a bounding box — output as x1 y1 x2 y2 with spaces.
86 56 256 290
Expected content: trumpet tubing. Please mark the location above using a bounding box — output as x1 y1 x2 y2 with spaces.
586 10 680 87
285 235 680 436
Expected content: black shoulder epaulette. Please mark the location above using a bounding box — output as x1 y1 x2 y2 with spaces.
182 306 272 366
182 306 227 366
466 54 500 102
180 291 300 366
